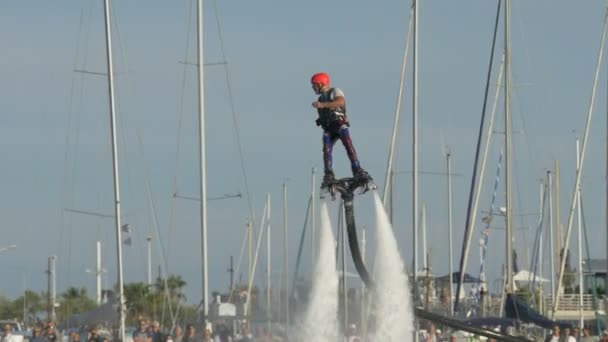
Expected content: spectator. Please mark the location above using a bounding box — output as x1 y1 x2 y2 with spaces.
572 327 580 341
69 331 81 342
599 330 608 342
545 325 561 342
173 326 183 342
183 325 197 342
439 288 448 306
87 328 102 342
563 328 575 342
1 324 18 342
212 323 231 342
29 326 44 342
581 327 593 342
424 323 437 342
234 323 252 342
44 323 58 342
202 329 214 342
150 322 163 342
133 320 152 342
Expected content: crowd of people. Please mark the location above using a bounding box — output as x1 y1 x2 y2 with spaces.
130 319 274 342
544 325 608 342
1 322 66 342
11 318 608 342
0 318 367 342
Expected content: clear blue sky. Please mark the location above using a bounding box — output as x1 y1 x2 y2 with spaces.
0 0 607 305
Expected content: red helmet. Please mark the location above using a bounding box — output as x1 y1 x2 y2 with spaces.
311 72 330 86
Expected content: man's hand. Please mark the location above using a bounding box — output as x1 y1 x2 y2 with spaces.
312 101 324 109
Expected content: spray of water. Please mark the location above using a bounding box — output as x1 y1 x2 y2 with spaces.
371 191 414 341
297 200 339 341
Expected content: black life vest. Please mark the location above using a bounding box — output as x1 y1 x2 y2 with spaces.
316 88 348 128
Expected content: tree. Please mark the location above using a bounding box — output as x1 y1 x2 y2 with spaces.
13 290 45 325
0 295 18 321
123 282 156 322
155 275 187 303
153 275 188 326
57 287 96 322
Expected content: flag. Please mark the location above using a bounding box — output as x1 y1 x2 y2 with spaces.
121 224 131 234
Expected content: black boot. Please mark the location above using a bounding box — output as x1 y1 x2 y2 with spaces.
353 167 371 181
322 170 336 187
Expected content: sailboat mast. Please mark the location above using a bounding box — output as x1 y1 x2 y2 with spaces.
383 5 413 207
196 0 210 329
266 194 271 333
453 1 502 313
96 241 102 305
146 236 153 286
248 220 253 294
412 0 419 284
102 0 126 340
422 204 427 272
504 0 514 294
447 152 454 316
552 10 608 319
282 182 289 325
576 139 584 331
555 160 562 259
412 4 420 341
537 182 545 313
548 171 556 303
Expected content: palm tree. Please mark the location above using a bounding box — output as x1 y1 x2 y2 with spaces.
155 275 187 303
59 287 96 321
15 290 44 325
123 282 154 319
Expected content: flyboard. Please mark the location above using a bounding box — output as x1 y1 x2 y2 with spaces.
321 174 528 342
321 174 376 288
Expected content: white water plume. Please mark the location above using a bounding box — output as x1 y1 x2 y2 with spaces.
371 191 414 341
297 200 339 341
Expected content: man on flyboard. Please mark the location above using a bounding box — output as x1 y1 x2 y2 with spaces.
310 72 371 189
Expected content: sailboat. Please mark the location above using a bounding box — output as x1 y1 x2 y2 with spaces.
454 0 608 333
450 0 563 333
548 11 608 327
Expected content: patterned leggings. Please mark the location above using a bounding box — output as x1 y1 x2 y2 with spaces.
322 121 360 175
